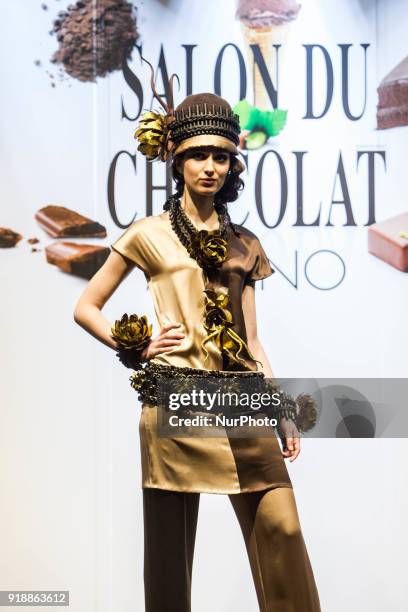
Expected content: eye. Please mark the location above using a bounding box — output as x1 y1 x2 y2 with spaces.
192 150 206 160
214 153 229 163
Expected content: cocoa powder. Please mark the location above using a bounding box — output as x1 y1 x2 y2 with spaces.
50 0 138 82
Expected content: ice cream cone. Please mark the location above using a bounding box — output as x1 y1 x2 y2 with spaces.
236 0 301 109
241 22 290 110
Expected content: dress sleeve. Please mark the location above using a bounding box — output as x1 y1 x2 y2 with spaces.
110 222 149 275
244 238 275 284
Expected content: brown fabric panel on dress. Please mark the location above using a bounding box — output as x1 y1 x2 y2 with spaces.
210 224 275 371
220 225 274 340
243 231 275 283
228 435 293 492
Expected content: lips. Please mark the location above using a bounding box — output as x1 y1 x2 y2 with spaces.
200 179 216 185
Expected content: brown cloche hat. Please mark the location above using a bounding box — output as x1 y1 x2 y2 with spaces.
170 93 240 155
134 58 242 163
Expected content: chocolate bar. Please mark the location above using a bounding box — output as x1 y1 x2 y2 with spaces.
0 227 23 248
377 56 408 130
35 205 107 238
45 242 110 279
368 212 408 272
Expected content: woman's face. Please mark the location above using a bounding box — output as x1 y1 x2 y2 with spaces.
179 147 231 197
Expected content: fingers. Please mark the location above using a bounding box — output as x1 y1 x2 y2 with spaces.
148 338 182 358
161 331 185 340
147 322 186 359
156 329 185 346
281 436 301 462
288 437 301 462
158 323 185 341
155 338 183 348
160 322 183 334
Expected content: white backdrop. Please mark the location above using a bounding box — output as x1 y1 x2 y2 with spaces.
1 1 408 610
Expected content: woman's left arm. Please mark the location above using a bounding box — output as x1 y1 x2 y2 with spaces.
242 281 274 378
242 282 301 462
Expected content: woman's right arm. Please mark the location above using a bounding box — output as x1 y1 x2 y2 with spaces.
73 250 133 350
73 251 185 357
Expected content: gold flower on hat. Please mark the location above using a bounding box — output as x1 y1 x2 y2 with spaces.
134 111 168 161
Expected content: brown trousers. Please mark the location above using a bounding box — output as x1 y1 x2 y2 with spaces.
143 486 321 612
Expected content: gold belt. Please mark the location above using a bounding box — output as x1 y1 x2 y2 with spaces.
127 362 318 433
130 361 265 407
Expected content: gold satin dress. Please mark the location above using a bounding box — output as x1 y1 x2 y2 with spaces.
111 211 293 495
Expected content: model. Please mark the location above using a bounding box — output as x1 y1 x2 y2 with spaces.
74 65 321 612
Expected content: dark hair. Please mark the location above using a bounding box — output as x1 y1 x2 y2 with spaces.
170 152 244 207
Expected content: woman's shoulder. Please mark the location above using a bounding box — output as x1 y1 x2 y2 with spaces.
229 223 274 281
111 213 167 272
230 223 263 245
128 212 167 233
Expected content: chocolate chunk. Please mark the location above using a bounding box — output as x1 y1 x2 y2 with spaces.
27 237 40 244
45 242 110 279
368 212 408 272
35 205 107 238
0 227 23 248
377 56 408 130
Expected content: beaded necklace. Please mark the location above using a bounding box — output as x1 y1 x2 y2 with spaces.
167 195 230 275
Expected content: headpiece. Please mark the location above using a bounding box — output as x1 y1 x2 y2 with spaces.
134 58 242 162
